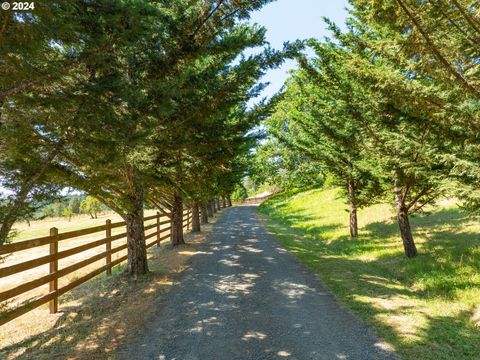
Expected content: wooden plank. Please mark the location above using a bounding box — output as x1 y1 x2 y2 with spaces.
0 253 129 326
145 231 158 241
144 214 158 221
0 253 55 278
144 223 157 231
110 220 126 229
106 220 112 276
56 218 131 240
56 254 128 297
0 241 129 303
146 232 170 248
146 239 158 249
0 235 53 255
0 217 127 256
0 232 126 278
156 212 161 247
0 290 57 326
159 233 170 242
56 224 108 241
49 228 58 314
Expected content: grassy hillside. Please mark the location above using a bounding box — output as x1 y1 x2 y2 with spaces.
258 187 480 360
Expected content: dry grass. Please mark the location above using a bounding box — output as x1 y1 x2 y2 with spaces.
0 211 223 359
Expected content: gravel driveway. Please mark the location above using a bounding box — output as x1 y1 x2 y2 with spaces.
116 205 397 360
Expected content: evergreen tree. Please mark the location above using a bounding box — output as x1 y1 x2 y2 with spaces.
263 43 383 238
348 0 480 219
326 9 452 256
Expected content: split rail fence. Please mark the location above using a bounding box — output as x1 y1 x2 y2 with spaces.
0 209 192 326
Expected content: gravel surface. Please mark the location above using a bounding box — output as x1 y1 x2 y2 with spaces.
116 205 397 360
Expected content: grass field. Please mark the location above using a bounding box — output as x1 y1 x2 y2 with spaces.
258 187 480 360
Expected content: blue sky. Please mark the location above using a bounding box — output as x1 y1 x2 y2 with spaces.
249 0 350 100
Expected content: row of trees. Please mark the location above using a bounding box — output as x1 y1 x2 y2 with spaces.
256 0 479 257
0 0 283 275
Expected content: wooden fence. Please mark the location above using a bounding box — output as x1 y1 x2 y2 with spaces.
0 209 192 326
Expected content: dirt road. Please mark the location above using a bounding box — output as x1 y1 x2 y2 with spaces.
117 205 396 360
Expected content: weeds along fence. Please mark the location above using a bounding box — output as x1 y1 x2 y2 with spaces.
0 209 192 326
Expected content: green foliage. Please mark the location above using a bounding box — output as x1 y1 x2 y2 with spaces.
40 202 66 218
69 196 81 215
80 196 102 219
231 184 248 201
346 0 480 216
62 206 73 221
252 136 324 190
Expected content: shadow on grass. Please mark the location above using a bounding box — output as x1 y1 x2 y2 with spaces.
259 204 480 360
364 208 480 298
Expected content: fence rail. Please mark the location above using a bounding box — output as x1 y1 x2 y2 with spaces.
0 209 192 326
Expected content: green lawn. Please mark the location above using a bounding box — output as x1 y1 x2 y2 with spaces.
258 187 480 360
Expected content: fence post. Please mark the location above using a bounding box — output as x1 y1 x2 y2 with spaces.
49 227 58 314
106 219 112 275
156 211 161 247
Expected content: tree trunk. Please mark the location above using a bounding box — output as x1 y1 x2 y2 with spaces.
216 197 221 210
347 179 358 238
211 199 217 213
171 191 185 246
396 205 417 257
222 196 227 208
201 202 209 224
207 200 214 217
394 169 417 258
227 195 232 207
125 181 148 276
191 203 200 232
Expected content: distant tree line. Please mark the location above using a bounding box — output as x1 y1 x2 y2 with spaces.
28 195 105 221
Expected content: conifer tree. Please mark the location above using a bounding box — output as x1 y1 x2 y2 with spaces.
264 43 382 238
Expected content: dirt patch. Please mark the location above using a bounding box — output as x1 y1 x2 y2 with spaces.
0 214 222 360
